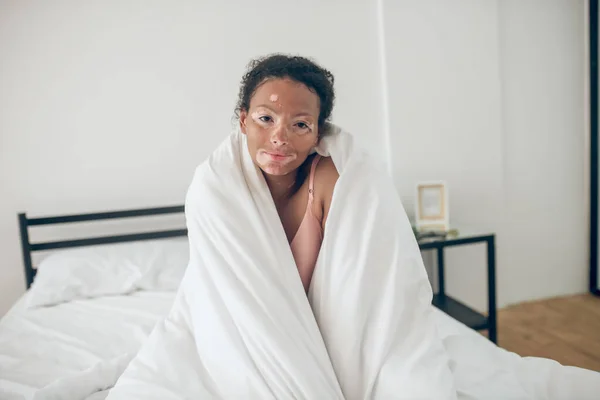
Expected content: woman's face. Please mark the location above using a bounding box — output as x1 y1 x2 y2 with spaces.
240 78 320 176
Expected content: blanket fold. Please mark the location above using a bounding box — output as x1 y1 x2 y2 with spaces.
107 125 457 399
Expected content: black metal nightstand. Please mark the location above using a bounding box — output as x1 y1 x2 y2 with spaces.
418 231 497 344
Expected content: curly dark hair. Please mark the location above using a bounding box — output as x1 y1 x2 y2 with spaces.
235 54 335 131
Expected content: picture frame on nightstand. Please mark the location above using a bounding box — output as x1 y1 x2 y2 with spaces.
415 181 449 233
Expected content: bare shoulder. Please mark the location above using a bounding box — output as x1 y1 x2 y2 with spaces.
315 156 339 191
314 156 339 227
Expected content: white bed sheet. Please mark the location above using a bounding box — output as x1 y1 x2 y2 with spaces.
2 289 597 400
434 307 600 399
434 307 484 341
0 291 174 400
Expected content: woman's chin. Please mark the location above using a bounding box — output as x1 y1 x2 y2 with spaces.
259 163 292 176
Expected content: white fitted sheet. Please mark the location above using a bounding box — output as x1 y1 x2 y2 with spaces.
0 291 174 400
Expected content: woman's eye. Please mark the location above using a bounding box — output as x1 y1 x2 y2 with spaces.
296 122 309 130
258 116 272 123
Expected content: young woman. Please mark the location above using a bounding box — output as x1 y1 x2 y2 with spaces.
236 54 339 292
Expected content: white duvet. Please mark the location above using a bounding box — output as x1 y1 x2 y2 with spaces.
105 125 600 399
108 125 456 399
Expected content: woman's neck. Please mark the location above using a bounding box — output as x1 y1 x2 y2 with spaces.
263 171 298 205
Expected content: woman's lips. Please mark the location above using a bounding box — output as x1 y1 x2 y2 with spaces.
263 151 293 161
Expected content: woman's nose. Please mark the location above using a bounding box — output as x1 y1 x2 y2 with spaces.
270 126 289 146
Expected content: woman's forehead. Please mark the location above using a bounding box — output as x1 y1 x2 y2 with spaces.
251 78 320 112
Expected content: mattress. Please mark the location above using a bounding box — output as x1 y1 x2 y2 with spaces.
0 291 174 400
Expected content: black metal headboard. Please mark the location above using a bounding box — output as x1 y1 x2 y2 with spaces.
18 205 187 289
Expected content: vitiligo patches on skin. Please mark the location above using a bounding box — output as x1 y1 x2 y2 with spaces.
256 150 297 176
269 94 279 102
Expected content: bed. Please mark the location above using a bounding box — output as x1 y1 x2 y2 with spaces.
1 206 599 399
1 206 188 400
0 291 175 399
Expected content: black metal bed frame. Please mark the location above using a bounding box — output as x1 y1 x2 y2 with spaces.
17 203 498 344
18 205 187 289
590 0 600 297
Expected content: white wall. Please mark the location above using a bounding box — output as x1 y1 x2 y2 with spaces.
381 0 505 311
0 0 386 314
382 0 586 311
498 0 586 305
0 0 588 315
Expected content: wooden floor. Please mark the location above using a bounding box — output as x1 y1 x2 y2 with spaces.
492 293 600 371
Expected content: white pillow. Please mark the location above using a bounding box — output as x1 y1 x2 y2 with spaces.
27 238 189 308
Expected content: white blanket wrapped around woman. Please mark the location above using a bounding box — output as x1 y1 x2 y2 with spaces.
107 125 600 400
